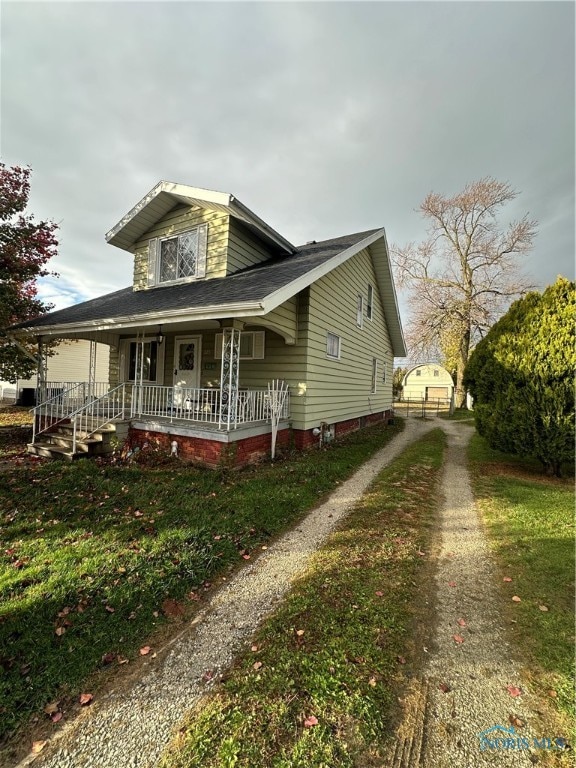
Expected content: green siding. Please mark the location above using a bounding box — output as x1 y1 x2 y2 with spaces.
227 219 276 274
132 205 230 290
301 248 393 429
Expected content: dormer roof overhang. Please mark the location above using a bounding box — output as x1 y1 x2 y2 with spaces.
105 181 295 256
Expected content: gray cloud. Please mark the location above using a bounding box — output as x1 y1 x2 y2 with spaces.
1 1 573 337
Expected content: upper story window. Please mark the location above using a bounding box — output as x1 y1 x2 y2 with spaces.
148 224 207 287
356 295 364 328
367 284 374 320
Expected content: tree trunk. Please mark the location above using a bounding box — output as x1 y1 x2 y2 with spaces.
455 328 471 409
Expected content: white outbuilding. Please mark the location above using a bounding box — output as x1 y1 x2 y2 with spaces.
401 363 454 401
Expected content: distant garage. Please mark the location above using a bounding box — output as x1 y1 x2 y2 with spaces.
401 364 454 402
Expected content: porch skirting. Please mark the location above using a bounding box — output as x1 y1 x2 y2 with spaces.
128 409 392 469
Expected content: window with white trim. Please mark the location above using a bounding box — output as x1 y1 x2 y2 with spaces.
382 361 387 383
326 332 341 359
214 331 265 360
367 284 374 320
356 294 364 328
148 223 207 287
122 339 165 384
371 358 378 393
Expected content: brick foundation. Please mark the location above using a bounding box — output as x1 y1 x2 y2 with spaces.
128 409 392 469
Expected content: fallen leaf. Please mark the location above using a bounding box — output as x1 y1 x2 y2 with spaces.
253 661 263 671
512 595 522 602
374 591 384 597
439 682 452 693
44 701 60 715
51 712 63 723
118 656 129 665
457 618 467 627
303 715 318 728
79 693 93 706
368 677 377 687
55 626 66 636
548 690 558 698
503 576 513 582
453 634 465 644
32 741 48 754
448 581 457 587
506 685 522 697
251 644 259 652
139 646 151 656
509 714 525 728
101 652 117 665
161 598 185 618
295 629 305 637
202 669 214 682
396 655 407 665
538 605 549 612
242 554 251 560
417 550 426 556
105 605 115 613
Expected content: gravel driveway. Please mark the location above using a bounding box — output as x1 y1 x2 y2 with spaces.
391 421 552 767
16 419 434 768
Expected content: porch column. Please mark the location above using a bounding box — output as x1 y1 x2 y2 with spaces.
36 336 47 403
88 339 97 401
219 324 242 429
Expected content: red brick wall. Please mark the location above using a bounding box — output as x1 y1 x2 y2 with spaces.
129 411 393 469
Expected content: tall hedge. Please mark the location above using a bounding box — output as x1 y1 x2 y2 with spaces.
464 277 575 476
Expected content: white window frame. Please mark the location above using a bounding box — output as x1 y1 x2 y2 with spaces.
371 358 378 393
367 284 374 320
326 332 341 360
148 223 207 288
120 337 165 385
214 331 265 360
356 294 364 328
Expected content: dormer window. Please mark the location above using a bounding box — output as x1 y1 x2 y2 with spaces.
148 224 207 287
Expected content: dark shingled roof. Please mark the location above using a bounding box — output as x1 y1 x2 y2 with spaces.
11 229 380 330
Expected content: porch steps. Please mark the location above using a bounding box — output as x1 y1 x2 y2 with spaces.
27 421 119 461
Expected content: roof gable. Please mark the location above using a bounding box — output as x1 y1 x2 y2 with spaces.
106 181 294 256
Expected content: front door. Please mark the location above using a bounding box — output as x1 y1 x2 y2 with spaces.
173 337 201 407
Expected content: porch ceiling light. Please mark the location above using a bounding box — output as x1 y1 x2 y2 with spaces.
156 326 164 345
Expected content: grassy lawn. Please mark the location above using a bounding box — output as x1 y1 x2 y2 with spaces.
0 418 405 744
439 408 475 421
159 429 446 768
468 434 575 729
0 405 33 428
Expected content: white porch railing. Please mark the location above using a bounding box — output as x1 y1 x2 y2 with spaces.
32 383 126 447
39 381 111 407
130 385 290 428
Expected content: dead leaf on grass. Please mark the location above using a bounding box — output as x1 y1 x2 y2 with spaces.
457 618 467 627
396 655 407 665
506 685 522 697
439 682 452 693
253 661 263 671
453 634 465 644
509 714 525 728
161 598 185 618
55 626 66 637
538 605 549 612
511 596 522 602
51 712 63 723
303 715 318 728
32 741 48 754
44 701 60 715
503 576 513 582
139 646 151 656
448 581 457 587
79 693 93 706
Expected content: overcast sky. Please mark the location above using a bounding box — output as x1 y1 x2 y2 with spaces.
1 1 574 354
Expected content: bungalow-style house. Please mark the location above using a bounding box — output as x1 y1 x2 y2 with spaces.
7 182 406 467
401 363 454 401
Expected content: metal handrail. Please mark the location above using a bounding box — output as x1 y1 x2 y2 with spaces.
67 384 126 453
31 382 85 443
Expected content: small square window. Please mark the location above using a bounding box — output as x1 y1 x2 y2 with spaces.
326 332 341 359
